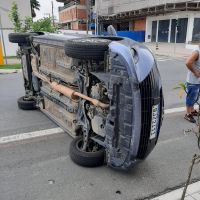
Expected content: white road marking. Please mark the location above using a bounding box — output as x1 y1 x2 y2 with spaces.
157 59 171 62
0 127 63 145
156 56 172 62
0 106 196 145
165 107 185 114
165 105 198 114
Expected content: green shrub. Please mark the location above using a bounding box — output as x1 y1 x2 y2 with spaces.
9 2 57 33
31 18 58 33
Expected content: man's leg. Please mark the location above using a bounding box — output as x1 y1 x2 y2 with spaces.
185 83 199 123
191 84 200 114
186 106 194 114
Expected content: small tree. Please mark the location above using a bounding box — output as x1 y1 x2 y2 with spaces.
21 17 33 32
9 2 57 33
31 17 57 33
9 2 22 32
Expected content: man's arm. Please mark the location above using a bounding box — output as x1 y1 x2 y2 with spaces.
186 51 200 77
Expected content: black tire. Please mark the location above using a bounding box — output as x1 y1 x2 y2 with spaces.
64 38 111 60
69 136 105 167
17 96 37 110
9 33 37 44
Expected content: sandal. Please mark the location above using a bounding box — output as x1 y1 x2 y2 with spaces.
184 114 196 123
191 110 200 117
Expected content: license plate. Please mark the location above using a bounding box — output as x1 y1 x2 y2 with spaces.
150 104 159 140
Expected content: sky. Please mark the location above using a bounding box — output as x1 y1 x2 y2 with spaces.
35 0 63 21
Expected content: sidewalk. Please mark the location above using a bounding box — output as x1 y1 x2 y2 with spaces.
152 181 200 200
145 43 193 59
0 57 21 74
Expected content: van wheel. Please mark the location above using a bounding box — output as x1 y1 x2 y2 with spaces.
64 38 111 60
17 96 37 110
69 136 105 167
9 33 37 44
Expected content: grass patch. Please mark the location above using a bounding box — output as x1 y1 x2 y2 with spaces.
0 64 22 69
4 56 18 59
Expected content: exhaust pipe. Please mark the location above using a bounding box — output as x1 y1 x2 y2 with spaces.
33 71 109 109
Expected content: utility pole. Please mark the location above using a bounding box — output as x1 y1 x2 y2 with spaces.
95 0 99 35
86 0 89 34
94 13 97 35
95 0 102 35
51 1 55 27
96 10 99 35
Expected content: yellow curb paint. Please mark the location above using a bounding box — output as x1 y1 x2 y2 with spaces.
0 40 4 65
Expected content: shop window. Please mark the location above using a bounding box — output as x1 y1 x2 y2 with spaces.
171 18 188 43
192 18 200 42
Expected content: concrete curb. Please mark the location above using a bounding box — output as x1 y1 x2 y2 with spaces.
0 69 22 74
154 53 188 60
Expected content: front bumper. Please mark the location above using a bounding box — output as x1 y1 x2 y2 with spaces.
105 38 164 169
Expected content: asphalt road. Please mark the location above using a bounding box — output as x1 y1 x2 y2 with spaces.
0 73 57 137
157 56 187 109
0 57 187 136
0 58 199 200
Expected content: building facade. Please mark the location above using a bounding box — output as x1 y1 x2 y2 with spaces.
97 0 200 43
57 0 95 30
1 0 31 56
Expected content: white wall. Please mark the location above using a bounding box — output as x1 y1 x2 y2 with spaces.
145 11 200 43
0 0 31 56
98 0 193 15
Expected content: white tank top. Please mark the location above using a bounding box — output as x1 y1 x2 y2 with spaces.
186 48 200 84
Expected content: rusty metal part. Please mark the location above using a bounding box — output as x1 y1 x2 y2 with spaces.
33 71 109 109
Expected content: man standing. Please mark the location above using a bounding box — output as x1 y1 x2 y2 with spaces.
185 45 200 123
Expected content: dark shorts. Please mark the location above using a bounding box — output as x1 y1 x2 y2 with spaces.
186 83 200 107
